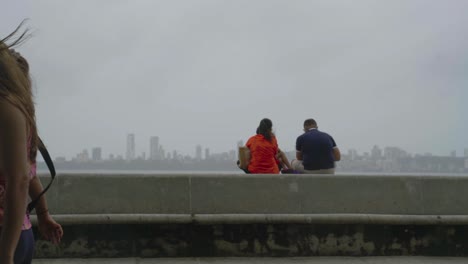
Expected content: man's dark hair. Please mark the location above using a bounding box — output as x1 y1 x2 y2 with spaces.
304 118 317 127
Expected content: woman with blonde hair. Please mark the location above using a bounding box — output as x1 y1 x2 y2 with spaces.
0 23 63 264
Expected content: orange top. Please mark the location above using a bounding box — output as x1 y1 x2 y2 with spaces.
246 134 280 174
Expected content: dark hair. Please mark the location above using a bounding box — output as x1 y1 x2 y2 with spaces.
256 118 273 141
0 20 31 50
303 118 317 128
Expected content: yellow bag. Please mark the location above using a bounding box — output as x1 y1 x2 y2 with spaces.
238 146 251 170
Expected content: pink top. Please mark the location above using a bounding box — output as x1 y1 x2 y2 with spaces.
0 136 36 230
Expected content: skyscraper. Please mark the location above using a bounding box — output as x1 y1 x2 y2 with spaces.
76 149 89 163
159 146 165 161
196 145 202 161
371 145 382 160
92 147 102 161
126 133 135 161
205 148 210 160
150 136 160 160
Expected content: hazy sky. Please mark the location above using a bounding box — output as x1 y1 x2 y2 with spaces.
2 0 468 159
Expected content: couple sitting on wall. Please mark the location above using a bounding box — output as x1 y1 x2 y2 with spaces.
238 118 341 174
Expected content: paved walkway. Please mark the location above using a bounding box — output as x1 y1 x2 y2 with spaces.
34 257 468 263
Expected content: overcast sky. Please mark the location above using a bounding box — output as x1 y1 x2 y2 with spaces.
2 0 468 159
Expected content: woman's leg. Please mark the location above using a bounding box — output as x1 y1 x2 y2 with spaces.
13 228 35 264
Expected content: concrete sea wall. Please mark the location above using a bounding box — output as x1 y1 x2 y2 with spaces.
32 173 468 257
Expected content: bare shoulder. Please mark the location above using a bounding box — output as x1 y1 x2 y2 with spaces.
0 98 27 132
0 98 29 177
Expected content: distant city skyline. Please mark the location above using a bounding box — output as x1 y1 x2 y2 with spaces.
44 136 468 174
3 1 468 160
57 132 468 163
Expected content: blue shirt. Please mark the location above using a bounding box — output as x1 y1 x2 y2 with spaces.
296 129 337 170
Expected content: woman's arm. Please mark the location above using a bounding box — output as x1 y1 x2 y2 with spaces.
28 176 47 215
276 149 292 169
0 104 30 262
29 176 63 244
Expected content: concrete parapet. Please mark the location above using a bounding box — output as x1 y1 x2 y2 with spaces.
36 173 468 225
32 173 468 258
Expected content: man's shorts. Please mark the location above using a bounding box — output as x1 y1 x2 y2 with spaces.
291 159 335 174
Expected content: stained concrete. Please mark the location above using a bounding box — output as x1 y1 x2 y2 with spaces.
33 257 468 264
31 173 468 258
33 224 468 258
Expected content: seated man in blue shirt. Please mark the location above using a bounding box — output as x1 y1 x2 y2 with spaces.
291 118 341 174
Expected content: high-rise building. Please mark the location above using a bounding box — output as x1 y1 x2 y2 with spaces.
126 133 135 161
76 149 89 163
384 147 407 160
150 136 160 160
92 147 102 161
348 149 358 161
450 150 456 158
229 149 236 160
55 156 66 163
196 145 202 160
464 148 468 158
205 148 210 160
159 146 165 161
371 145 382 160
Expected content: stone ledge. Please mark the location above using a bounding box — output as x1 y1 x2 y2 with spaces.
37 173 468 216
31 257 468 264
31 213 468 225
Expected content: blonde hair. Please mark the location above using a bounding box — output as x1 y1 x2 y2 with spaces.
0 22 38 161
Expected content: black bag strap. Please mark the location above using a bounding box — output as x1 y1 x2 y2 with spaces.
27 137 56 213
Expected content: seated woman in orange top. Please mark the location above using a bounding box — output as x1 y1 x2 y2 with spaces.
246 118 291 174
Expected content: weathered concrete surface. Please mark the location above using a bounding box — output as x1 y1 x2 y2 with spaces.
33 257 468 264
37 173 468 224
33 224 468 258
32 173 468 258
40 174 190 215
